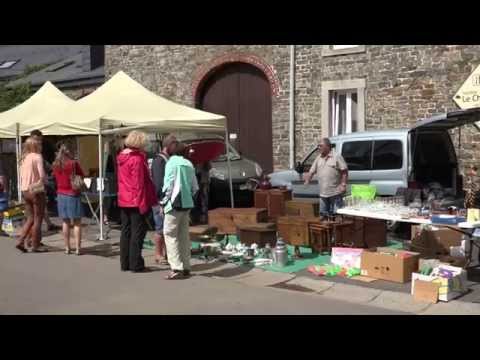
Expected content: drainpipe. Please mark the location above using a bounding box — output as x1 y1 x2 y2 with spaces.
289 45 296 169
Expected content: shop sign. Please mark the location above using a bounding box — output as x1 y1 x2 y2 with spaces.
453 64 480 109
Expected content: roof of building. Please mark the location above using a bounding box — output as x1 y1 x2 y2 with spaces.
0 45 83 81
0 45 105 89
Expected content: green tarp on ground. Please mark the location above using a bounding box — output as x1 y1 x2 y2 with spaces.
145 232 404 274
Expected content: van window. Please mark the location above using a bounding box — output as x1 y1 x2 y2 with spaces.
373 140 403 170
341 141 372 171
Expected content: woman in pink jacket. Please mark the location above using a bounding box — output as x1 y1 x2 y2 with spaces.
117 131 157 273
16 137 47 253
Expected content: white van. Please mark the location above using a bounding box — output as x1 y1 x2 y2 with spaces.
269 108 480 198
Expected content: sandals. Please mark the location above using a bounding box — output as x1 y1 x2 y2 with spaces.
165 271 185 280
65 249 72 255
75 249 81 256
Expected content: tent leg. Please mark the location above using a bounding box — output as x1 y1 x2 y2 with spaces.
98 132 104 241
16 124 21 202
225 128 234 208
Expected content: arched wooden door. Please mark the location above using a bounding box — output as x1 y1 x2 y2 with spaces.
197 62 273 173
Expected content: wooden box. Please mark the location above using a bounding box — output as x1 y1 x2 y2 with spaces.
254 189 292 219
277 215 320 247
188 225 218 241
268 189 292 218
342 216 387 248
208 208 268 234
236 223 277 247
285 199 319 217
254 190 269 209
327 220 355 247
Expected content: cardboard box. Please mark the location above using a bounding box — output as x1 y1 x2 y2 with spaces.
411 225 462 256
413 279 439 304
331 247 363 268
361 247 420 283
411 265 467 302
467 208 480 223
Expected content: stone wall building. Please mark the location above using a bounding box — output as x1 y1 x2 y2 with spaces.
105 45 480 175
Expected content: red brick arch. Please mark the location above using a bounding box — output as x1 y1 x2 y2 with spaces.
192 52 280 103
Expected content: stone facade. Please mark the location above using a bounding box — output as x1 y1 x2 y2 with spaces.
105 45 480 174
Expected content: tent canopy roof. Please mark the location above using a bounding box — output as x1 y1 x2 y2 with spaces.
0 81 74 138
26 71 226 136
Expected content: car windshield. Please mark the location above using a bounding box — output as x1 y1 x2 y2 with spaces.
215 144 241 161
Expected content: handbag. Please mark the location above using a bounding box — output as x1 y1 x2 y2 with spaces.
70 161 86 192
29 180 45 195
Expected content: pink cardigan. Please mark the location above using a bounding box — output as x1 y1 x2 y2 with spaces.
20 153 45 191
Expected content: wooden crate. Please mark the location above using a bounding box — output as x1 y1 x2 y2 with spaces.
236 223 277 247
254 190 269 209
208 208 268 234
341 216 387 248
277 215 320 247
254 189 292 219
285 199 319 217
268 189 292 218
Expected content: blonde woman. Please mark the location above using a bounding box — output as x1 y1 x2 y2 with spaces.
16 137 47 253
52 143 85 255
117 131 157 272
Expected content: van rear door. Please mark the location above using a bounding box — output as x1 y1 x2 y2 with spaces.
409 108 480 132
409 108 480 194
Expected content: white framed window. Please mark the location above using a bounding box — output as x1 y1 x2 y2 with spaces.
0 60 19 69
329 89 358 136
322 45 365 57
332 45 359 50
321 79 366 138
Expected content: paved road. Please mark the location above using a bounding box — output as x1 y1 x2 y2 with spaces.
0 238 406 315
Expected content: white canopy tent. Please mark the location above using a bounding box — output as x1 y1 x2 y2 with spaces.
0 71 232 240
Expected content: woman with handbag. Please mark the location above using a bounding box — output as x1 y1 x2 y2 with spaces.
16 137 47 253
52 143 85 255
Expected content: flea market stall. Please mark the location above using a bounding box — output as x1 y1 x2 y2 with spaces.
0 71 229 240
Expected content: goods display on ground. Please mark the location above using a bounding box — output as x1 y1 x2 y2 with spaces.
411 264 468 303
1 205 25 237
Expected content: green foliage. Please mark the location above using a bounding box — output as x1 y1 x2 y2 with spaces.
0 62 52 112
0 82 35 112
22 63 50 76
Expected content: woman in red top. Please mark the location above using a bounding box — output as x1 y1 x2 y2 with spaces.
52 143 85 255
117 131 157 272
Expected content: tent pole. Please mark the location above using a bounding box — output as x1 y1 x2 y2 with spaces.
15 124 21 202
98 130 104 241
225 127 234 208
